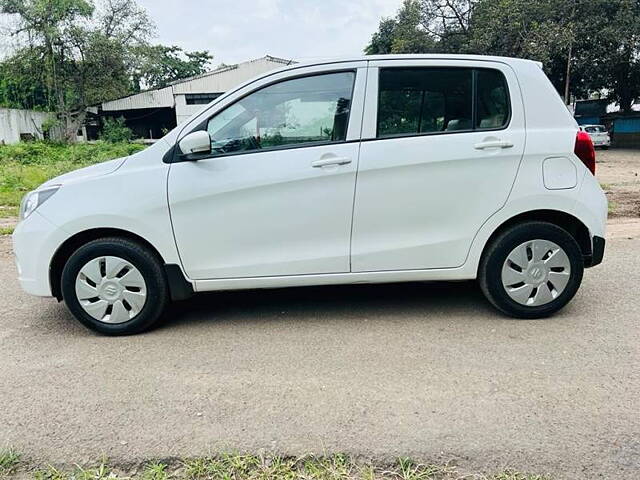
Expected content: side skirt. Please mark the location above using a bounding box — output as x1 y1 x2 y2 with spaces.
193 267 475 293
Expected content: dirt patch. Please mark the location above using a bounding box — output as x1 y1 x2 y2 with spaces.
607 217 640 239
596 148 640 217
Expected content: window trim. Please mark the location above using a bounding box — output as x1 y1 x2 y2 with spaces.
374 66 512 141
171 69 358 163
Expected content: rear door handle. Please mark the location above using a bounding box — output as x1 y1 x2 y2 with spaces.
311 157 352 168
474 140 514 150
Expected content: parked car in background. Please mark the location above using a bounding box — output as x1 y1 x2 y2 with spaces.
581 124 610 148
13 54 607 335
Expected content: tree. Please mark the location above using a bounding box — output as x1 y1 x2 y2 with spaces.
595 0 640 112
365 0 436 54
466 0 577 100
0 48 49 110
132 45 212 90
419 0 476 52
0 0 214 140
366 0 640 111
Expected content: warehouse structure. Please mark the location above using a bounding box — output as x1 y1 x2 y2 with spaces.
92 55 294 140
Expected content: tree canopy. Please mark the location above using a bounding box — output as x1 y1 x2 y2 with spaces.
0 0 213 140
365 0 640 112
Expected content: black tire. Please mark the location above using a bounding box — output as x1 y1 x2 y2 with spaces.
478 221 584 319
61 237 168 335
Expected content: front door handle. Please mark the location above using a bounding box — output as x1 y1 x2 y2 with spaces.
474 140 514 150
311 156 352 168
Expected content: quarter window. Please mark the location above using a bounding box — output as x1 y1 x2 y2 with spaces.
377 67 510 138
206 72 354 156
476 69 509 129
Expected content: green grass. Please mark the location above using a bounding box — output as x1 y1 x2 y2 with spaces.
0 141 146 218
608 201 618 214
0 448 21 476
0 226 14 235
21 455 553 480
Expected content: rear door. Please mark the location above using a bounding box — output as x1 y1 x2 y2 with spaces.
351 59 525 271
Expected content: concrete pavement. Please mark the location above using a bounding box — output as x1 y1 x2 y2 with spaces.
0 235 638 479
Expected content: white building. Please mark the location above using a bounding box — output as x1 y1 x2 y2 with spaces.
96 55 294 139
0 108 64 144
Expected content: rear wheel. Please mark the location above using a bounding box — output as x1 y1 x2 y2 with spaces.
479 221 584 318
61 237 168 335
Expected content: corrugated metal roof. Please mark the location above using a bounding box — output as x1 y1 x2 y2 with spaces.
101 55 294 112
173 56 294 94
102 86 174 112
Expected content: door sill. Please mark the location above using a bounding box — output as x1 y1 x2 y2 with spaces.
193 266 473 292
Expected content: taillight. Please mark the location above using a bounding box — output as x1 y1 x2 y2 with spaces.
574 130 596 174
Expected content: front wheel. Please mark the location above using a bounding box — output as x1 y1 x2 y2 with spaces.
479 222 584 319
61 237 168 335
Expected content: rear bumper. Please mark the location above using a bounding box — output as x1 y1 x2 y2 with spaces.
585 236 605 268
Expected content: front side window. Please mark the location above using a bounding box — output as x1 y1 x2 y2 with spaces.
206 72 354 156
377 67 510 138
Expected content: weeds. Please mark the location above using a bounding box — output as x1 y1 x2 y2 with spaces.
0 448 20 476
142 462 169 480
3 454 555 480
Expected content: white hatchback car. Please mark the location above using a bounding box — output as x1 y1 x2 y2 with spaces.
581 124 611 148
13 54 607 335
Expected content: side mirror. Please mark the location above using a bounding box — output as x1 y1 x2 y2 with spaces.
178 130 211 159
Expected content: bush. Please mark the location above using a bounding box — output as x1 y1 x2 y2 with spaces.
100 117 133 143
0 141 146 217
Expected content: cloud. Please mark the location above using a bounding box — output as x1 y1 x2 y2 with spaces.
135 0 400 64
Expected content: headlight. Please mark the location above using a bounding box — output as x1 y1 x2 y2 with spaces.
19 185 61 221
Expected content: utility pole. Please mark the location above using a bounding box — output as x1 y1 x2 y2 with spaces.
564 42 572 105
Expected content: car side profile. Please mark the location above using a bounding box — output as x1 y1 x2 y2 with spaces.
12 54 607 335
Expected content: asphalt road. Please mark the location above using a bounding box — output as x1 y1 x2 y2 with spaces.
0 234 639 479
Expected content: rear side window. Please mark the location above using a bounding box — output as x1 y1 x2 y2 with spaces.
377 67 510 138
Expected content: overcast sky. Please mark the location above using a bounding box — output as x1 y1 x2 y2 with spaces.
135 0 401 65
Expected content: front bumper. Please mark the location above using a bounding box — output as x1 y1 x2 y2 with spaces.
12 211 63 296
585 236 605 268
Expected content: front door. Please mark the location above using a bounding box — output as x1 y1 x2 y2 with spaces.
351 60 526 271
168 68 365 280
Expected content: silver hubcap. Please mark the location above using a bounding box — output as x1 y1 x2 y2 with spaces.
75 256 147 324
501 239 571 307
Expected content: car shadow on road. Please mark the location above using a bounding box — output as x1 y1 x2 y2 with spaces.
159 280 498 331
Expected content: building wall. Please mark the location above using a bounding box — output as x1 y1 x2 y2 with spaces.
175 94 212 125
613 117 640 148
0 108 63 144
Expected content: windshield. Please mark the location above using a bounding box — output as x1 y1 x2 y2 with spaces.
584 126 606 133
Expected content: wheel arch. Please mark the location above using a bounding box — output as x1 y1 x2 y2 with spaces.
49 228 169 301
478 209 592 275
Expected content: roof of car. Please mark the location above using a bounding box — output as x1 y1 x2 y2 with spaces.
287 53 542 69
